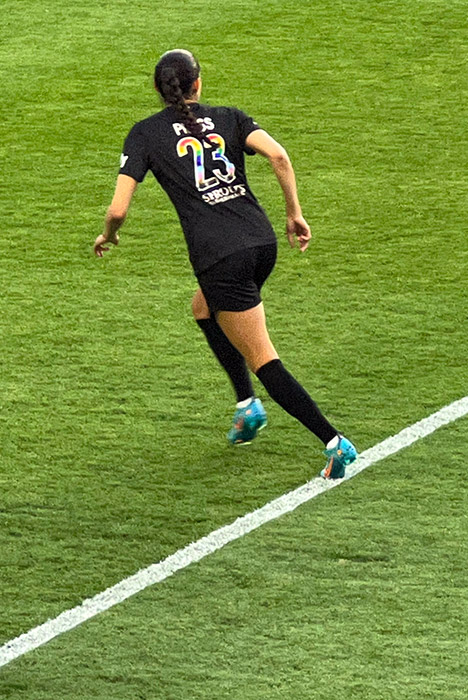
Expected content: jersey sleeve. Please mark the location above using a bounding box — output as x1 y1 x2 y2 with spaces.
118 123 149 182
235 109 261 156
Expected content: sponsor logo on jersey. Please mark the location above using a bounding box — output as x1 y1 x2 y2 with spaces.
202 184 247 206
120 154 129 169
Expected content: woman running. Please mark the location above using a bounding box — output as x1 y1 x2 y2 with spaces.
94 49 357 479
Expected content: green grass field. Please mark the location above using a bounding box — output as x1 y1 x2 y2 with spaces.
1 0 467 697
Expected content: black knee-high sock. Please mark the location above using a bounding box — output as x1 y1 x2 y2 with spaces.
197 318 254 402
256 359 337 445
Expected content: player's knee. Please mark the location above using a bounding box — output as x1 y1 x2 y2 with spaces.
191 290 210 320
250 349 279 374
240 341 279 374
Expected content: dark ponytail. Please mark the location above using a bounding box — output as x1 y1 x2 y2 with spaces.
155 50 203 138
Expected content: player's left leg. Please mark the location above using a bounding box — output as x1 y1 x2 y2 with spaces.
192 287 266 444
192 287 254 402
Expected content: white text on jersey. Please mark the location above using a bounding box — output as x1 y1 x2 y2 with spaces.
172 117 215 136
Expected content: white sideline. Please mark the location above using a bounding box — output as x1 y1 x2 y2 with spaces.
1 395 467 669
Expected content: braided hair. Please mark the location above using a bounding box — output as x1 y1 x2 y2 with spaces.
155 49 204 138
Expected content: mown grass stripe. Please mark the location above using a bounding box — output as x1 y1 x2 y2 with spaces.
1 395 467 669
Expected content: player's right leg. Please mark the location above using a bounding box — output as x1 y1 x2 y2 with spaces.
216 302 357 478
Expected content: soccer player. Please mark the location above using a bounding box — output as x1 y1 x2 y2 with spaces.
94 49 357 478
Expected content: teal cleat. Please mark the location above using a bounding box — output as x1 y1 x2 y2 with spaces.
227 398 267 445
320 435 358 479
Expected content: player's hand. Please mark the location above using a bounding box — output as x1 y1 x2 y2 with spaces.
94 232 120 257
286 214 311 252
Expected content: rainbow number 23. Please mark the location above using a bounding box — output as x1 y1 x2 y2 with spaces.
176 133 236 192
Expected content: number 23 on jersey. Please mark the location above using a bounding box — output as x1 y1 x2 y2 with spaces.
177 133 236 192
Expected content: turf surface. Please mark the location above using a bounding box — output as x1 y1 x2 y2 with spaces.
1 0 467 697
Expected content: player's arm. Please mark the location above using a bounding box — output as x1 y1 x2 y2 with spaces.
94 175 139 257
245 129 311 252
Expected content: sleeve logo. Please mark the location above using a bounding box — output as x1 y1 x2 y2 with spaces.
120 154 129 169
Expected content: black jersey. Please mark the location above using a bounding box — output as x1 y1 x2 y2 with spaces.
118 103 276 274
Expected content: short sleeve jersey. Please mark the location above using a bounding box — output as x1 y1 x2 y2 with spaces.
119 103 276 274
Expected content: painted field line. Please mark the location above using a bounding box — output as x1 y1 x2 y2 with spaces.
1 395 467 669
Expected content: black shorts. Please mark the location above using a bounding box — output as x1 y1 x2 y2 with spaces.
197 243 277 313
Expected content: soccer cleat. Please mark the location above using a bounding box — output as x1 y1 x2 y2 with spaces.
320 435 358 479
227 398 267 445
